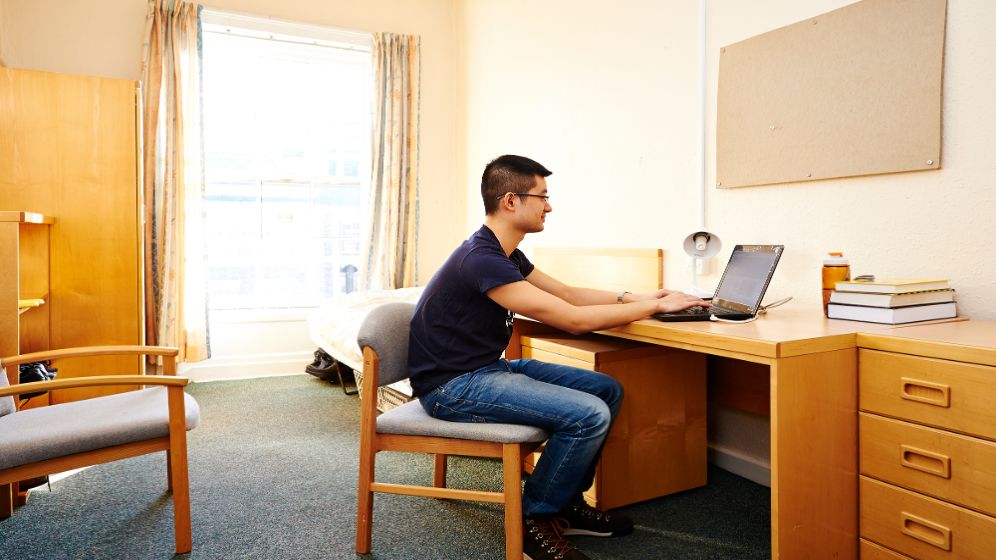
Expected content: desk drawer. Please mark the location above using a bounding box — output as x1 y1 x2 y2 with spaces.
860 476 996 560
520 334 706 510
520 346 593 370
860 413 996 517
859 350 996 441
860 539 914 560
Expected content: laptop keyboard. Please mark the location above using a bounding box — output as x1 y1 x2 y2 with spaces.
675 304 738 316
679 306 709 315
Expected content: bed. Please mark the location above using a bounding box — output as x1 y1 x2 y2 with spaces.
307 247 663 411
308 286 424 407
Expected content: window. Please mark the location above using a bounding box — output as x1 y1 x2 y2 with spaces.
201 11 372 311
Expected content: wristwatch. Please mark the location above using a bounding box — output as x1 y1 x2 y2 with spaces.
616 291 631 304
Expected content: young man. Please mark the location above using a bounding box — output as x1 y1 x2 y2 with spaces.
408 155 709 560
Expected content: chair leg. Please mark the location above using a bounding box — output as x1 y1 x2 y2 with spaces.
166 450 173 491
1 483 13 519
433 454 448 488
502 444 524 560
167 442 192 554
167 389 193 554
356 447 376 553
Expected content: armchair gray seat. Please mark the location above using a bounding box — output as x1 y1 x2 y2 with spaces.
0 385 199 469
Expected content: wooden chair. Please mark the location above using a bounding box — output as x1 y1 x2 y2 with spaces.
0 346 199 554
355 303 548 560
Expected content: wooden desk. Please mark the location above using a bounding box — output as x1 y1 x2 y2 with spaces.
508 308 957 560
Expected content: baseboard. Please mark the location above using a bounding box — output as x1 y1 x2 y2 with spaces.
180 351 312 382
708 443 771 488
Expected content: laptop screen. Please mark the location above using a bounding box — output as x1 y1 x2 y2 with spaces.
712 245 784 313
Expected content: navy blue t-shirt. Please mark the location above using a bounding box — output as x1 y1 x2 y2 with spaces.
408 225 534 397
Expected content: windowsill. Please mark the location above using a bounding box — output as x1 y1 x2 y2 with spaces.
209 307 313 324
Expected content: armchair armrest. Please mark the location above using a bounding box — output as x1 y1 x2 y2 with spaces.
0 375 189 399
2 345 180 376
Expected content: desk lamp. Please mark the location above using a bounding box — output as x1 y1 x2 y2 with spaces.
683 230 721 298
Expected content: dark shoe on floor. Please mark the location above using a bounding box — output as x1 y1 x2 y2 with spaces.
555 501 634 538
305 349 339 381
523 517 591 560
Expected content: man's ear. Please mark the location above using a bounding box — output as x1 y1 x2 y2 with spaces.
498 193 515 211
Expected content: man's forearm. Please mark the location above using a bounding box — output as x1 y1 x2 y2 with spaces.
559 300 659 334
561 285 627 306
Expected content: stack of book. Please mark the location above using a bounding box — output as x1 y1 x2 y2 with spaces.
827 278 957 324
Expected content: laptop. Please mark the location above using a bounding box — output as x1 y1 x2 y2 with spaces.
654 244 784 322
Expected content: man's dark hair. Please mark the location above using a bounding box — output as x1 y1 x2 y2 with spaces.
481 155 552 214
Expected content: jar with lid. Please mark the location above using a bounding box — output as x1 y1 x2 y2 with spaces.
822 252 850 316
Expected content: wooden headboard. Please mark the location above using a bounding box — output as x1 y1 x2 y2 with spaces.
530 247 663 294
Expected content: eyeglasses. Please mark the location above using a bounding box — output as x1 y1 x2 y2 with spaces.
496 192 550 203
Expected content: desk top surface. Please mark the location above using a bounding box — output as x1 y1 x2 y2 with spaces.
858 320 996 366
598 306 987 362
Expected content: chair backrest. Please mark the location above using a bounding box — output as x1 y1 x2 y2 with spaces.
357 302 415 387
1 361 15 417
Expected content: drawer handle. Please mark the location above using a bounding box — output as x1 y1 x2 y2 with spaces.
900 377 950 408
901 511 952 551
900 445 951 479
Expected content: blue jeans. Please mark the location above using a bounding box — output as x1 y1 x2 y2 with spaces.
418 359 623 517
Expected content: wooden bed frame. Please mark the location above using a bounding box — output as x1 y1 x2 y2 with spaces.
530 247 663 293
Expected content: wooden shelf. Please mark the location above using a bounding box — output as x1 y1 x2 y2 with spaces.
0 211 54 224
2 214 51 362
18 297 46 314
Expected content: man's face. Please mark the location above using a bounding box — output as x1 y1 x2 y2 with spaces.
515 176 552 233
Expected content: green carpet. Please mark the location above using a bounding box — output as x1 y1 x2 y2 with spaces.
0 375 769 559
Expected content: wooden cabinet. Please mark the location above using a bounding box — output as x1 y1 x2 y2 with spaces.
0 67 143 403
858 329 996 559
520 334 707 509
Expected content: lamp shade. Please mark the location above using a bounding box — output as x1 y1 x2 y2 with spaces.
682 231 722 259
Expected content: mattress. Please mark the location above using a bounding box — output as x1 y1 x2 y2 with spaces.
307 286 425 400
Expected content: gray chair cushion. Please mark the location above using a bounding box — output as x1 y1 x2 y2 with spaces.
0 387 200 470
0 366 14 417
377 400 548 444
357 302 415 387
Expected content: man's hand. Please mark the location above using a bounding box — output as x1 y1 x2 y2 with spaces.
654 291 711 314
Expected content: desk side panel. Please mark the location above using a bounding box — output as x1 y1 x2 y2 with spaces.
771 347 858 560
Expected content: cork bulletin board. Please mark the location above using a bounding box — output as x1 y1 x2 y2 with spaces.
716 0 947 189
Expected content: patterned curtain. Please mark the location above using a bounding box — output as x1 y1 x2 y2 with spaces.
140 0 209 362
361 32 421 290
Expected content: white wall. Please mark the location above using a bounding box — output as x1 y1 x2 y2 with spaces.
0 1 5 65
457 0 702 262
0 0 147 79
457 0 996 321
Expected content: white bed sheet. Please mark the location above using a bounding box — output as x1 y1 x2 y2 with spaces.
307 286 425 396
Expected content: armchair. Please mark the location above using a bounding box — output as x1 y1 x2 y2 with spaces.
0 345 199 554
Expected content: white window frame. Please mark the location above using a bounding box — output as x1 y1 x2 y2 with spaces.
200 9 373 323
201 9 373 52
